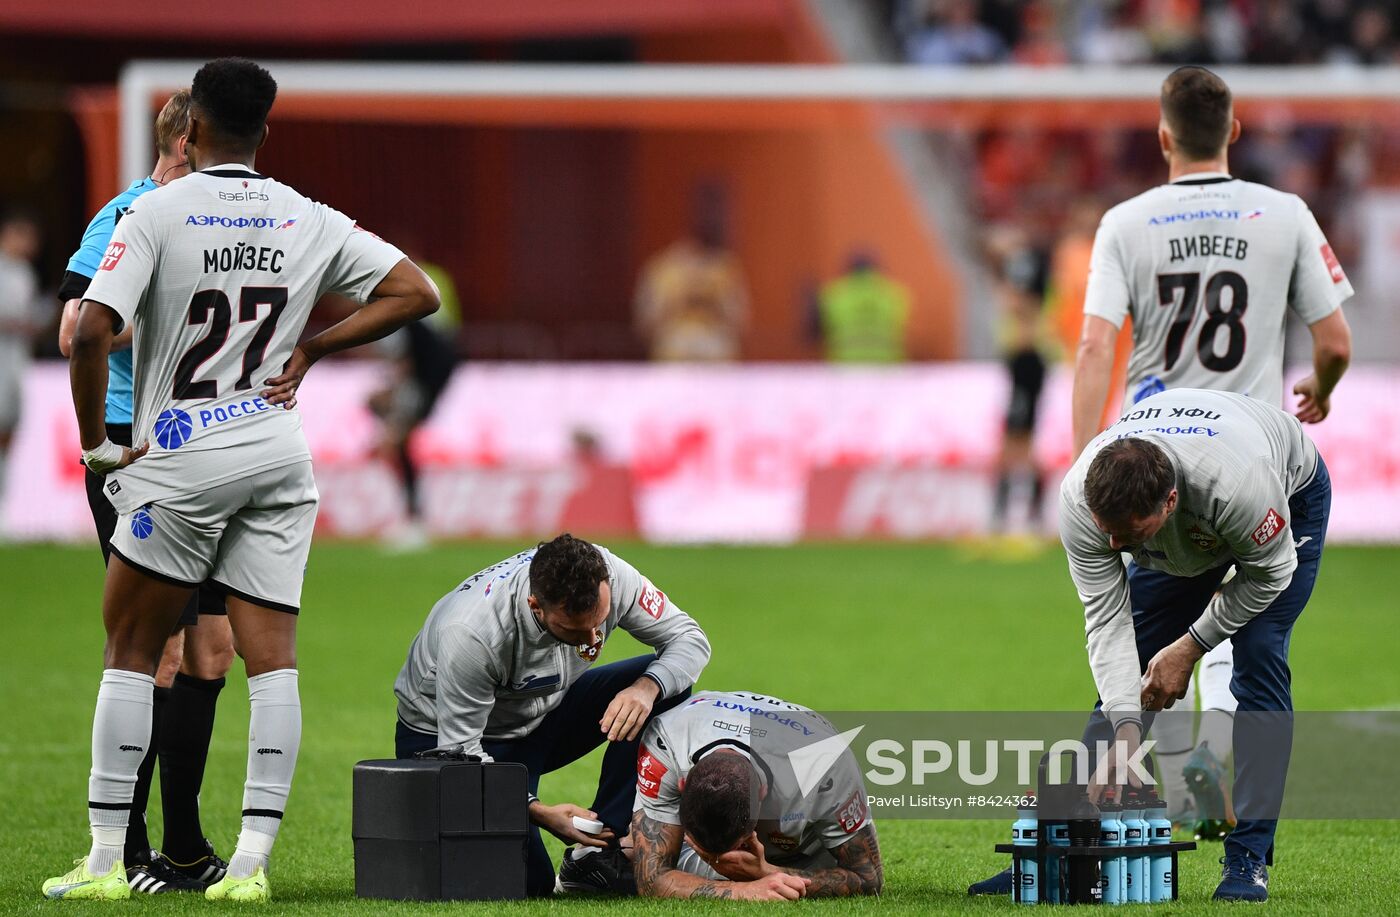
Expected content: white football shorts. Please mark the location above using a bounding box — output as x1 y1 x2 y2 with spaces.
109 461 318 613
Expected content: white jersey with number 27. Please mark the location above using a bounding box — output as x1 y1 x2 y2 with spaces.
83 165 404 514
1083 173 1352 407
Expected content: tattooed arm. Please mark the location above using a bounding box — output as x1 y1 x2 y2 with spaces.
630 810 809 901
779 825 883 897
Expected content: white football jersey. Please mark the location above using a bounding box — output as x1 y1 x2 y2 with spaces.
634 691 872 862
83 164 404 512
1083 173 1352 407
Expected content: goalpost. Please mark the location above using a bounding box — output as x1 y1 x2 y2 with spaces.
3 61 1379 544
113 61 1400 360
118 62 1400 184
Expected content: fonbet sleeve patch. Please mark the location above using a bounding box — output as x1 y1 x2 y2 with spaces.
638 582 667 620
637 745 668 799
836 788 869 834
1320 243 1346 284
1251 508 1286 547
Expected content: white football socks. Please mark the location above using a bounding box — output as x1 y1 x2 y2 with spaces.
1152 671 1195 817
1197 639 1238 759
88 669 155 875
228 669 301 879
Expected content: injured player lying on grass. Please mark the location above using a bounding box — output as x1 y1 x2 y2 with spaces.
595 691 882 900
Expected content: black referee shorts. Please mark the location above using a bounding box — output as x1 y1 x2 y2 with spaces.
84 423 226 626
1004 349 1046 434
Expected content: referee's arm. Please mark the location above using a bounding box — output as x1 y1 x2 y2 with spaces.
61 296 133 357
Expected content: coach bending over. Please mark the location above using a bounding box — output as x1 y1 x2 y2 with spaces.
1065 389 1329 902
393 534 710 896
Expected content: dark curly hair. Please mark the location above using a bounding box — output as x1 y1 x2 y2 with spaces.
679 752 758 855
191 58 277 150
529 534 608 616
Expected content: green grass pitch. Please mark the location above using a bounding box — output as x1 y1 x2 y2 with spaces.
2 540 1397 914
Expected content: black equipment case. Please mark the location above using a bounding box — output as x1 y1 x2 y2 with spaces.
352 757 529 900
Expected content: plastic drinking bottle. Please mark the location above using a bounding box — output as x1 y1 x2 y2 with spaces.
1146 793 1174 903
1120 788 1148 904
1098 793 1126 905
1012 797 1039 904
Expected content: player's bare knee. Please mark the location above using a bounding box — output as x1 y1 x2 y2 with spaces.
156 630 185 686
185 617 236 679
234 627 297 677
227 602 297 676
102 641 162 677
242 651 297 678
103 622 177 675
155 651 182 687
185 642 235 680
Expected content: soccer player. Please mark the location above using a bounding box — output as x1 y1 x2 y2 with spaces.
43 58 439 902
393 534 711 897
630 690 882 901
57 88 236 894
365 318 456 548
1070 66 1352 835
987 226 1051 533
1065 388 1330 901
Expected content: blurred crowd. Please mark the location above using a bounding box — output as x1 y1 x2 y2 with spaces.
895 0 1400 66
971 112 1377 423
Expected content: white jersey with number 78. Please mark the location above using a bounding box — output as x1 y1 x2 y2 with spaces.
1083 172 1353 407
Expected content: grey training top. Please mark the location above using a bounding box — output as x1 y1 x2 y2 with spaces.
394 545 711 757
1059 389 1319 727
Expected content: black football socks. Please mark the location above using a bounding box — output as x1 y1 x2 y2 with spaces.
159 673 225 861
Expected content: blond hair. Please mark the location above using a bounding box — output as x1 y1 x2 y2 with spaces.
154 89 192 156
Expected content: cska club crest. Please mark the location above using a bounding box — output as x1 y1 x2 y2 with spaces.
1187 525 1219 551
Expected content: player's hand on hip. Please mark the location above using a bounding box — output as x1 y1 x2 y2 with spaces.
713 831 774 882
261 345 315 410
600 678 659 742
530 802 614 848
1293 374 1330 424
81 439 148 474
734 873 810 901
120 442 150 468
1141 634 1204 711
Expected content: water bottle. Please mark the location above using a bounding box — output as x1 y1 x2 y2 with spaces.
1146 793 1174 902
1011 796 1039 904
1120 787 1148 903
1067 795 1104 904
1046 820 1070 903
1097 793 1126 905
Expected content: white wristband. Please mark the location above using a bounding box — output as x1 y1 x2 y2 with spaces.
81 438 124 474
